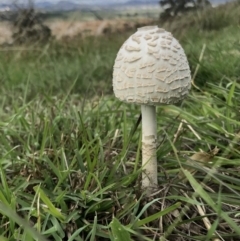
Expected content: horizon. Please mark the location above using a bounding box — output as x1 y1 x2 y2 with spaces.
0 0 233 4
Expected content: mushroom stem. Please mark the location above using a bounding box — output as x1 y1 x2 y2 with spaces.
141 105 158 194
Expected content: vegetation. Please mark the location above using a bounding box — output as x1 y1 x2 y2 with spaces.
159 0 211 20
0 1 240 240
12 8 51 44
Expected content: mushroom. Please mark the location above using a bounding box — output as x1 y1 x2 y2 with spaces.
112 26 191 195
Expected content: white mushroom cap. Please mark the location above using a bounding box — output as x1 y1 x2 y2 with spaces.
112 26 191 105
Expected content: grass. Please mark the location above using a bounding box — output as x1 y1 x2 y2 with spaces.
0 2 240 240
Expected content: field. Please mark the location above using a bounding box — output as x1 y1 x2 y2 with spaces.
0 2 240 241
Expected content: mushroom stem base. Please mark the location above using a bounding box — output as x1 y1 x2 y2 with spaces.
141 105 158 195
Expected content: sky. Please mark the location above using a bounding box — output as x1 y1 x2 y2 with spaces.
0 0 128 4
0 0 233 4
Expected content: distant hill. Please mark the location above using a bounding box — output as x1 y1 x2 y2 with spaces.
35 0 160 11
125 0 159 6
37 1 85 11
0 0 233 12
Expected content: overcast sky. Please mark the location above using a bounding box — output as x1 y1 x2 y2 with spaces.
0 0 232 4
0 0 129 4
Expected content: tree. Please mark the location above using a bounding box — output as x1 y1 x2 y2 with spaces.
12 1 51 44
13 7 51 44
159 0 211 20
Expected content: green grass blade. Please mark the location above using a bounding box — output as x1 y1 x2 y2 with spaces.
33 185 65 221
136 202 181 227
90 215 98 241
0 202 48 241
110 218 133 241
183 169 240 235
0 236 8 241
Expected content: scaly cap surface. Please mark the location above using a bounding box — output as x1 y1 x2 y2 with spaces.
112 26 191 105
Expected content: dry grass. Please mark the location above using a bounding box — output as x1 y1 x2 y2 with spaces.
0 21 13 45
46 18 153 40
1 1 239 45
0 17 154 44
